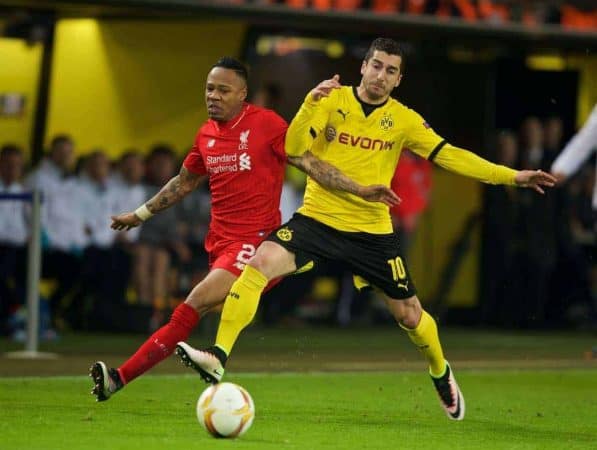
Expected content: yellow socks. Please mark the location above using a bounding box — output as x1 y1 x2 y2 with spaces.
401 310 447 377
215 265 269 356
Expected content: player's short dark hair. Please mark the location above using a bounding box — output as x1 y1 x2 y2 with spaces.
0 143 23 158
211 57 249 83
364 38 405 68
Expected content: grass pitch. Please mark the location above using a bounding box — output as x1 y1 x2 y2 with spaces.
1 369 596 450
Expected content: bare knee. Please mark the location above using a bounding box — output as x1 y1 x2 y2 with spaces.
246 242 295 280
386 296 423 329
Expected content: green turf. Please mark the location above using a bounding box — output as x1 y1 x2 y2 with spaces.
1 370 596 450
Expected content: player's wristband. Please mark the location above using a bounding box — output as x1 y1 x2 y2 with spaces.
134 204 154 221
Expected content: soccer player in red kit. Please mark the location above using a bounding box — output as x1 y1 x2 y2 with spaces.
90 57 398 401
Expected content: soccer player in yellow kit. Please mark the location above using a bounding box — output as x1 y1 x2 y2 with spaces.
176 38 556 420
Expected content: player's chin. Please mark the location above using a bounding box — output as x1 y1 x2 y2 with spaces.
207 111 224 121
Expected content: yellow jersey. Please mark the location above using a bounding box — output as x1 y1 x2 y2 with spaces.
285 86 517 234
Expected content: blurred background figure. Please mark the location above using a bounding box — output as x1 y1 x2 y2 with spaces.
0 144 28 336
480 131 520 326
551 103 597 329
76 150 126 330
516 117 557 328
390 148 432 255
135 144 191 331
25 135 85 330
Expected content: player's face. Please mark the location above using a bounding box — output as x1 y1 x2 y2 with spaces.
205 67 248 122
360 51 402 103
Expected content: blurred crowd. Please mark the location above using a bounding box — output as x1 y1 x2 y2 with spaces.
1 116 595 338
482 116 596 330
245 0 597 30
0 137 211 337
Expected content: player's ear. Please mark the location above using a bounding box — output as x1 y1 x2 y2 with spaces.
240 85 248 102
395 74 402 89
360 60 367 76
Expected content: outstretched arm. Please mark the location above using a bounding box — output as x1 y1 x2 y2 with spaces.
430 144 556 194
288 151 400 207
111 166 205 231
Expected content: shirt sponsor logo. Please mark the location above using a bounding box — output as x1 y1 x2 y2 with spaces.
337 132 394 150
239 129 250 150
239 152 251 171
205 152 252 174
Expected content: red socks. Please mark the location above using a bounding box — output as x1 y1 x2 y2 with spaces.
118 303 199 384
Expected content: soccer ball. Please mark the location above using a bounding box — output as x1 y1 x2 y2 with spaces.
196 382 255 438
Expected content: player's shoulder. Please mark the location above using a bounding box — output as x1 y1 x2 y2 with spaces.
246 104 288 130
386 99 425 124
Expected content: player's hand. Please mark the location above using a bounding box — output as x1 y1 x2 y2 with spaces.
514 169 557 194
310 74 341 102
552 171 567 183
357 184 401 207
110 212 143 231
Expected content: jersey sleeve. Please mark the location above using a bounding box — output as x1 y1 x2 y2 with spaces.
183 131 207 175
264 110 289 162
285 89 338 157
433 144 517 185
404 109 516 185
403 109 446 160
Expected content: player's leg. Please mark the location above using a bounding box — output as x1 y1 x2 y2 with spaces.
385 296 464 420
89 268 235 401
175 241 297 383
345 231 464 420
215 241 296 352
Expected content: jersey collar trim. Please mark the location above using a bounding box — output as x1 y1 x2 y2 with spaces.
212 103 250 132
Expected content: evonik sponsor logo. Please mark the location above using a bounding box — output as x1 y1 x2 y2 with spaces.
337 132 394 150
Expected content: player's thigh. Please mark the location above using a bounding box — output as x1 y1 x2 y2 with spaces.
346 232 417 300
185 268 237 313
267 213 344 275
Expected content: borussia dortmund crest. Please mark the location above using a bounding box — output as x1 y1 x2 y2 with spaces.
380 113 394 131
276 227 293 242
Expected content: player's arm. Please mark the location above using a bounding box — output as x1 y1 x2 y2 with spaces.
288 151 400 207
405 113 556 194
551 105 597 181
431 144 556 194
110 166 205 231
285 75 341 157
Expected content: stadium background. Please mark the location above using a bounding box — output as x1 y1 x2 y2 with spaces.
0 2 596 448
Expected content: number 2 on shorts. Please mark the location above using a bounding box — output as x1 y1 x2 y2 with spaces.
233 244 256 270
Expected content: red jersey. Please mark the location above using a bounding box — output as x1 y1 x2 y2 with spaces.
183 103 287 247
390 149 432 220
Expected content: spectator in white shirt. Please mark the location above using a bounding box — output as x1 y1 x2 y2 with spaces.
0 144 28 334
25 135 84 327
77 150 130 330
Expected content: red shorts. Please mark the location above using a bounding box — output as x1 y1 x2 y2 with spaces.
207 234 281 292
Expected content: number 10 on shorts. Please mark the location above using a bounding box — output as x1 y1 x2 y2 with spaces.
387 256 406 281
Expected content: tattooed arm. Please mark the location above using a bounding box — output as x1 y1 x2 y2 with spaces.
287 151 400 207
111 166 205 231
